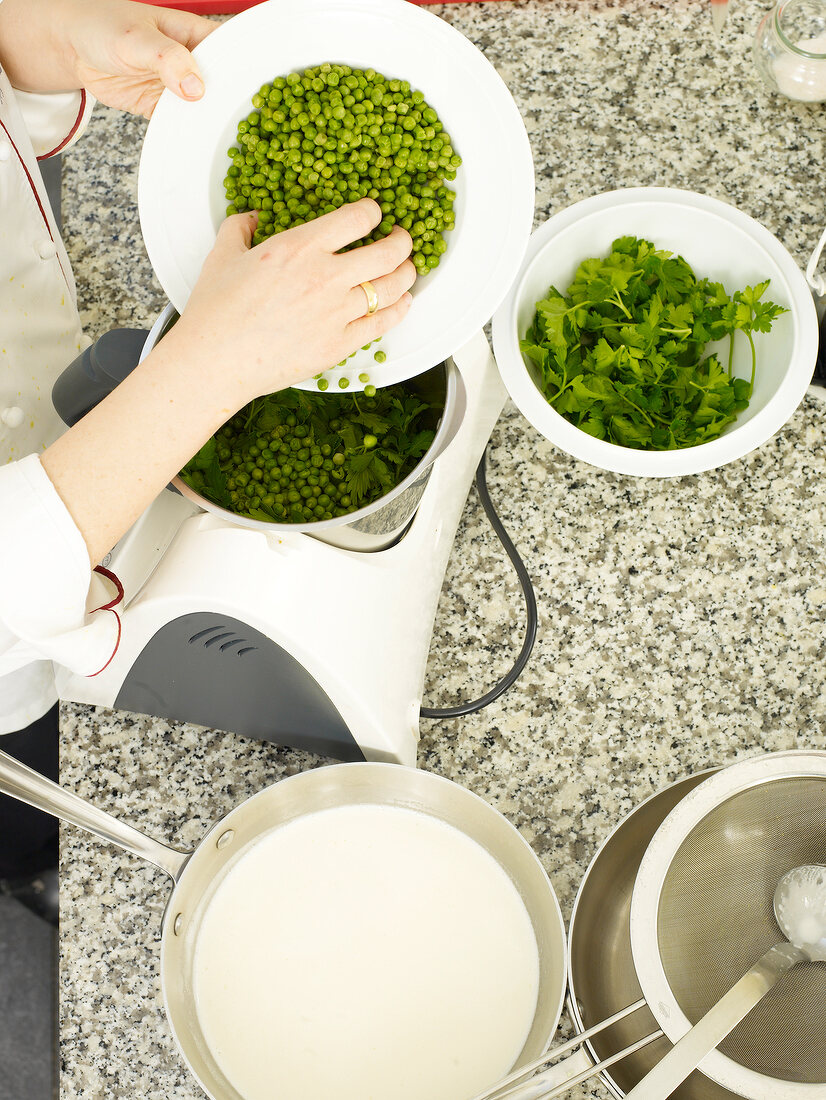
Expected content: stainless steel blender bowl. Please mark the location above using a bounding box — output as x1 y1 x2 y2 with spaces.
144 304 467 552
52 302 467 553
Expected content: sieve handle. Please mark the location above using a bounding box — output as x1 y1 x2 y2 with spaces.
621 941 808 1100
473 999 661 1100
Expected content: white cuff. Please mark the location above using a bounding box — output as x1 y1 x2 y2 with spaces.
0 454 120 677
15 87 95 159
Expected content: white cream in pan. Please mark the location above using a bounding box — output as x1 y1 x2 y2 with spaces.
193 803 540 1100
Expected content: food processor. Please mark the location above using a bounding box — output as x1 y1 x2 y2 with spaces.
48 0 541 768
51 322 517 766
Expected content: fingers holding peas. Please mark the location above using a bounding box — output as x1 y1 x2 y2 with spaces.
339 220 413 276
253 198 416 331
288 195 384 252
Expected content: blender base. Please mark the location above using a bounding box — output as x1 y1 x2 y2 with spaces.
55 331 506 765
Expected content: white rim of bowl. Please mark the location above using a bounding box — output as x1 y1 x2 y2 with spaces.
138 0 535 390
492 188 819 477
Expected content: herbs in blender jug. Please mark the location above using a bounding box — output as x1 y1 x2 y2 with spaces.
180 383 439 525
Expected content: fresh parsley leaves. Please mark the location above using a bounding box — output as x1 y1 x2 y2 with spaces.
521 236 787 450
181 383 438 525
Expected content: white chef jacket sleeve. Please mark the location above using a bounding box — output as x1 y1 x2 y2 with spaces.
0 454 122 678
13 88 95 160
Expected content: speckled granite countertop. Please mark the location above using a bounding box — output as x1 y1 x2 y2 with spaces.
59 1 826 1096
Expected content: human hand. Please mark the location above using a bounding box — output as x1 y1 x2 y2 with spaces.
66 1 215 116
0 0 213 116
41 200 413 565
165 198 416 405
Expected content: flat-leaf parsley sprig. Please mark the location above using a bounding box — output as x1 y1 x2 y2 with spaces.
180 385 438 525
520 236 787 450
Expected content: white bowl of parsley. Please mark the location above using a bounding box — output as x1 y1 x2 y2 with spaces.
492 188 819 477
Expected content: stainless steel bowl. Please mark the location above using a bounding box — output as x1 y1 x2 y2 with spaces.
142 304 467 552
567 769 739 1100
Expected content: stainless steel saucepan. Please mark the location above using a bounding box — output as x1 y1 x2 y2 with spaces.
0 753 566 1100
478 749 826 1100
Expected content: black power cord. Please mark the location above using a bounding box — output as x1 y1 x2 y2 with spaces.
813 311 826 387
419 448 538 720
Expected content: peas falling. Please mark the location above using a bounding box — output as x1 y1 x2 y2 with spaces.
224 63 461 274
180 385 439 525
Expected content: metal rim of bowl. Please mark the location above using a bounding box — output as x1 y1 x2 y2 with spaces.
141 303 458 537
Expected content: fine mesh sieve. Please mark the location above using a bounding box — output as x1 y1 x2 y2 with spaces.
657 777 826 1082
632 751 826 1100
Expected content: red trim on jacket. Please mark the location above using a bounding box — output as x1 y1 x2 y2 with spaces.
0 115 71 288
36 90 88 161
0 116 55 240
87 566 125 677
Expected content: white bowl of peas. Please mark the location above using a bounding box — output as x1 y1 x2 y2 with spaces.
492 188 819 478
139 0 535 393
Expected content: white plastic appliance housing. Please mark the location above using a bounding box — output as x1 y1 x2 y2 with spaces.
55 332 505 766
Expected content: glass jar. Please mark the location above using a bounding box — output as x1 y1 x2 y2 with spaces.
754 0 826 102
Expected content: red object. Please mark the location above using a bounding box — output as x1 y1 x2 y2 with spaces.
140 0 494 11
87 566 125 678
38 89 89 161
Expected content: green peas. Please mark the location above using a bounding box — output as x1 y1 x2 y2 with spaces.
180 311 442 526
224 63 459 275
373 350 386 364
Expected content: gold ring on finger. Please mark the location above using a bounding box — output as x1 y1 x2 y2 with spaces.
360 280 379 316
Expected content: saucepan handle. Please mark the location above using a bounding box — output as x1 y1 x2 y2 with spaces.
474 999 662 1100
0 747 190 881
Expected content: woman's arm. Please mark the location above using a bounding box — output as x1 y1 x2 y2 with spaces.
0 0 214 116
41 201 416 566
